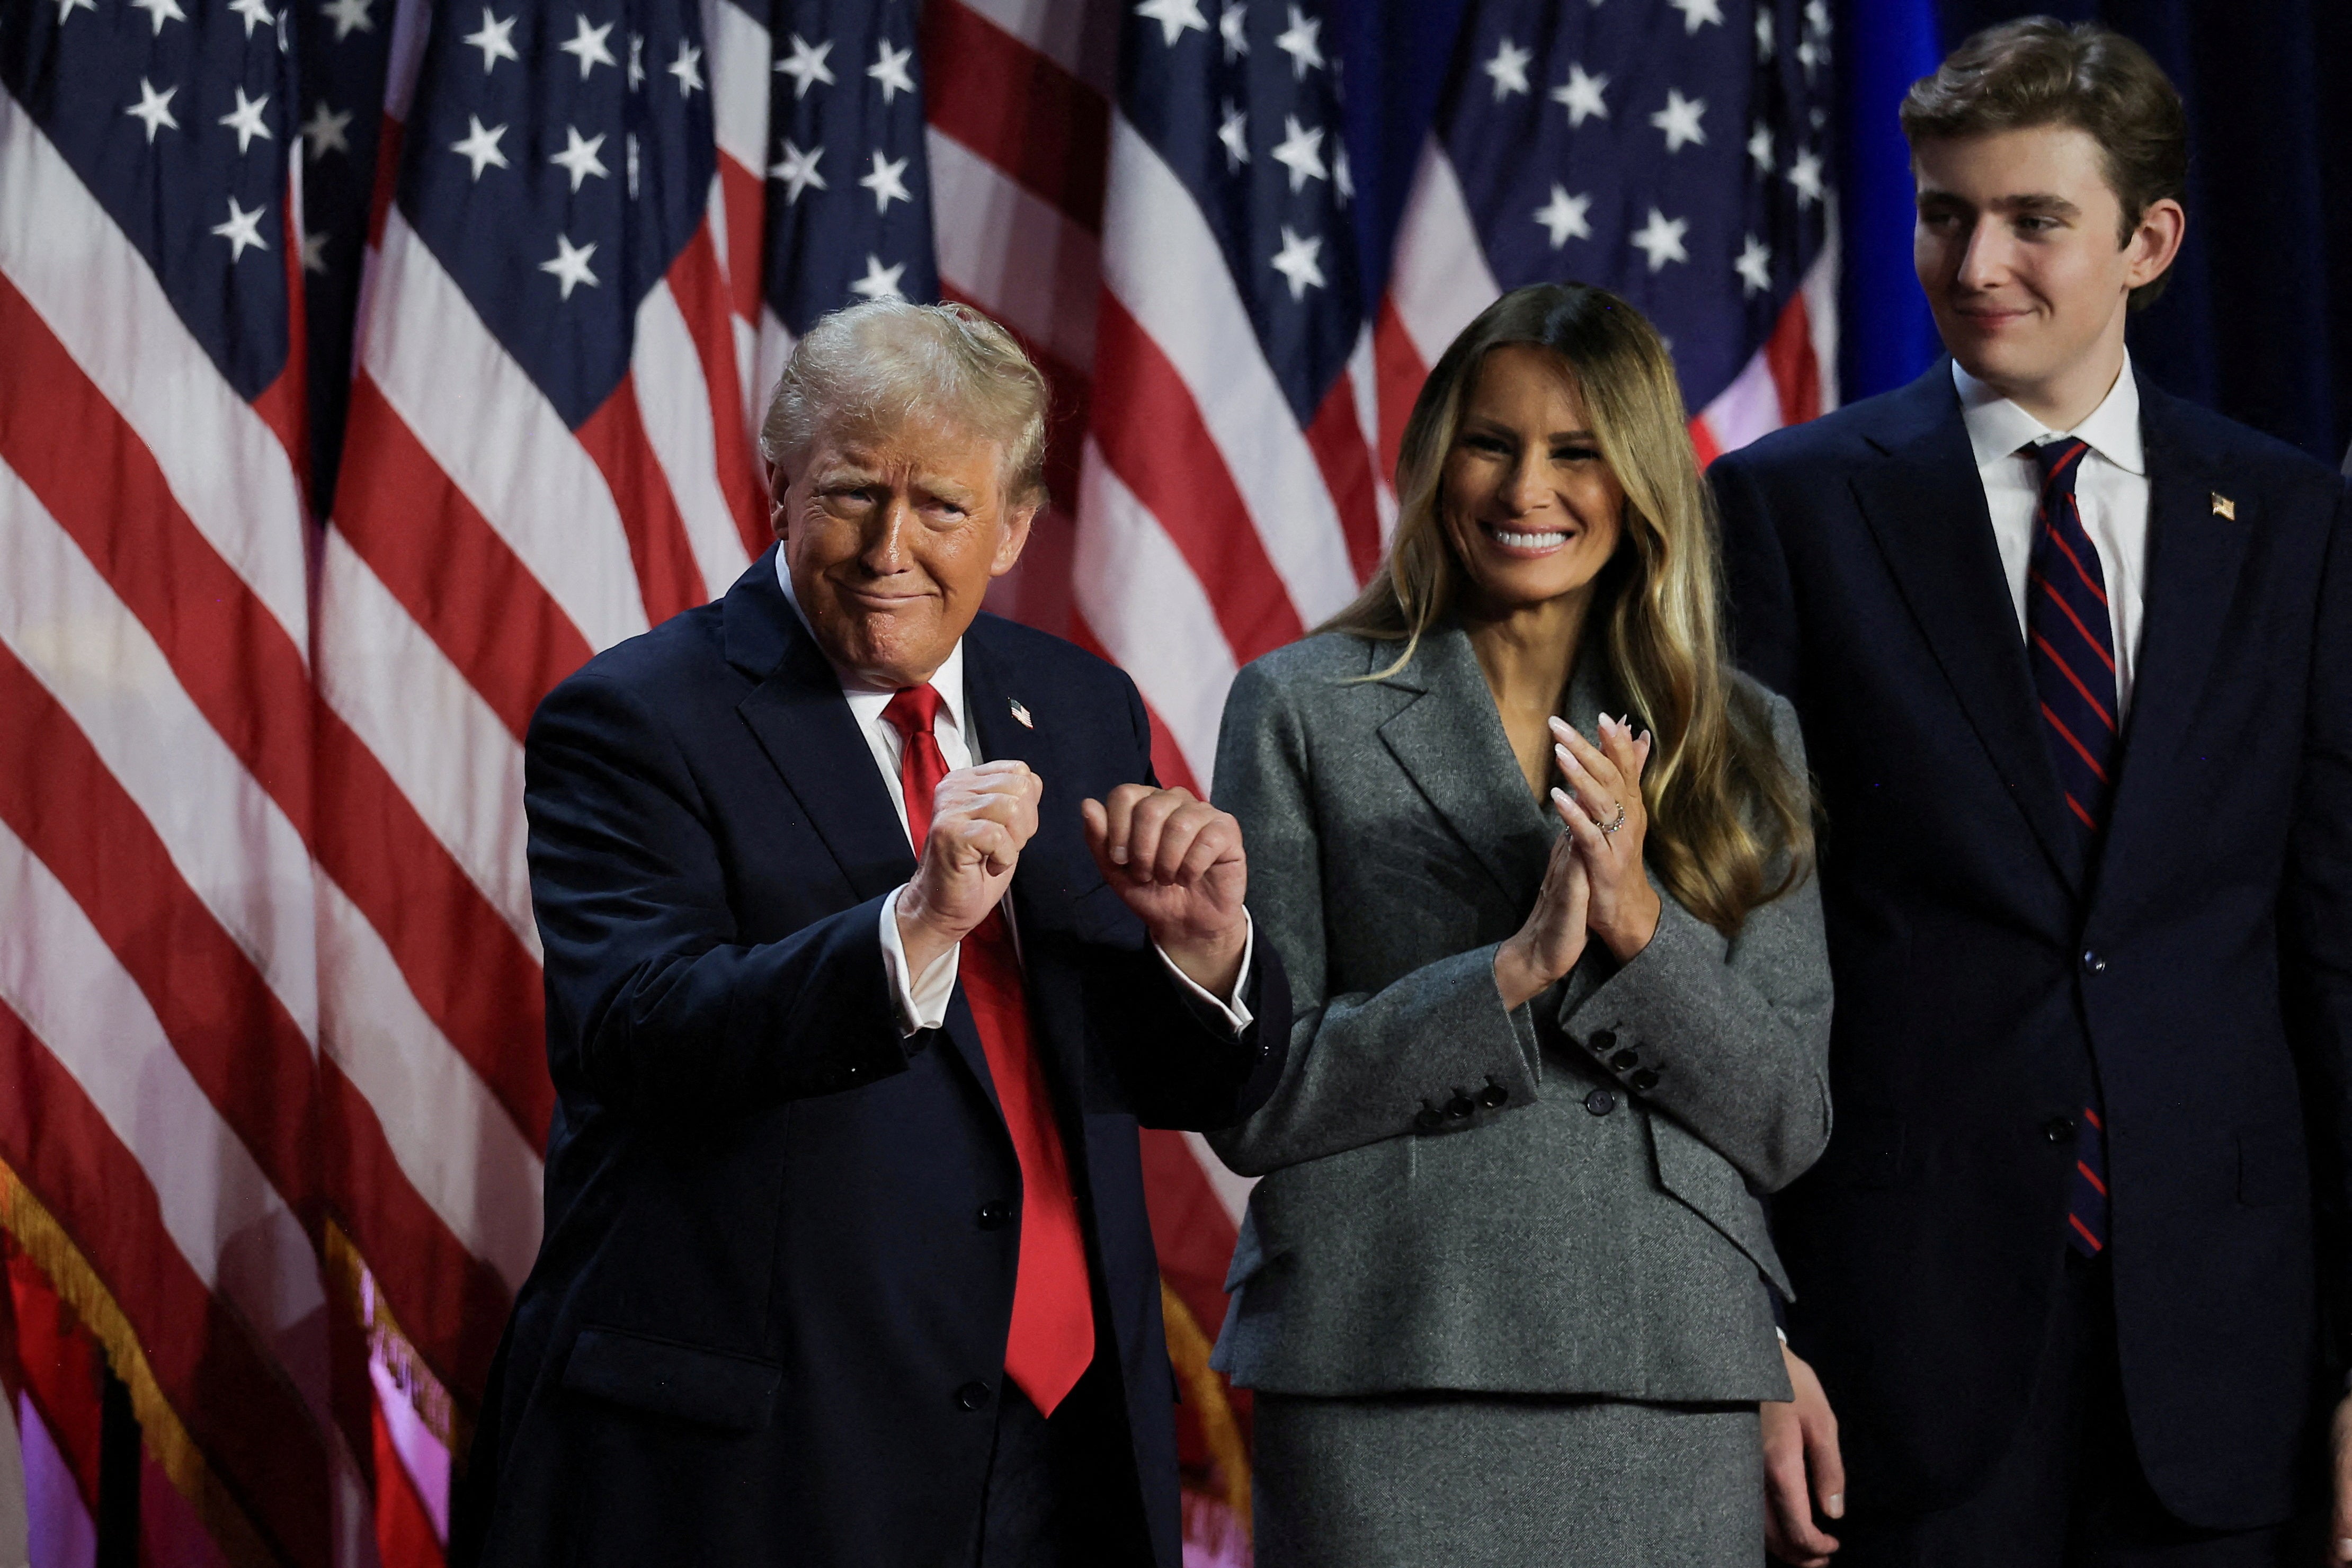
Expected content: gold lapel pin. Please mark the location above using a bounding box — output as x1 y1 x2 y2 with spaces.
2210 492 2236 520
1009 698 1034 729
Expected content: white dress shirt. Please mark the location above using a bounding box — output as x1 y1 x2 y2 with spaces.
775 556 1253 1036
1954 354 2152 723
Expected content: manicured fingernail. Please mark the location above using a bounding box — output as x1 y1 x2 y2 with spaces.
1827 1494 1845 1519
1551 787 1571 807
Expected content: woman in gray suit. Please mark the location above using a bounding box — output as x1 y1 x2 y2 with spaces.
1210 282 1831 1566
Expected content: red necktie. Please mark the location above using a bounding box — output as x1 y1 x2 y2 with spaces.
881 685 1095 1414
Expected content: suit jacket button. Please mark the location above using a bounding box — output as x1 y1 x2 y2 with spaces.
977 1201 1011 1230
1445 1095 1475 1120
1590 1029 1618 1053
1478 1083 1509 1109
955 1381 992 1412
2081 950 2107 974
1629 1068 1660 1093
1414 1105 1445 1132
1584 1089 1616 1117
2044 1116 2077 1143
1610 1049 1639 1072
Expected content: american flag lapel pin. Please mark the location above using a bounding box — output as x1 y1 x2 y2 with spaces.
2210 492 2236 520
1009 698 1034 729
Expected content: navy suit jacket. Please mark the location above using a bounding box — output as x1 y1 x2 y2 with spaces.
1710 363 2352 1529
455 551 1289 1567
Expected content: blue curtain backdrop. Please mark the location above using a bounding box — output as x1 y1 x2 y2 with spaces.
1329 1 2351 467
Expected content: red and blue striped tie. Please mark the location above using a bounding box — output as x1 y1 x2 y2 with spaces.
2025 438 2113 1257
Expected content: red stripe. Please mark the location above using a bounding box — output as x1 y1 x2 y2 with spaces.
0 646 322 1230
1371 298 1424 494
2030 634 2116 730
1303 371 1382 585
574 376 711 626
664 222 769 560
1687 413 1723 470
1763 288 1822 426
313 708 554 1150
367 114 404 251
2041 511 2109 607
6 1246 105 1511
0 999 333 1568
1090 291 1305 660
2030 572 2117 672
1066 610 1202 796
921 0 1109 233
0 268 313 840
2067 1212 2105 1250
0 269 554 1149
335 375 597 740
717 152 766 329
2065 792 2098 828
2083 1107 2102 1130
2075 1160 2107 1197
2040 703 2111 783
250 185 310 486
372 1389 449 1567
322 1059 515 1397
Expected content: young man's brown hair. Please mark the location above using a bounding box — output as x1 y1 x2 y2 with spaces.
1899 17 2188 309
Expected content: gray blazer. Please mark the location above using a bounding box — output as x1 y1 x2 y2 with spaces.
1207 625 1832 1404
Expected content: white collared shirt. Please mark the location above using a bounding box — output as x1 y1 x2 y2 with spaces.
1954 354 2152 724
776 555 1252 1036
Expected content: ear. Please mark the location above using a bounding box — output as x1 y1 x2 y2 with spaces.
2124 197 2186 290
764 460 791 542
988 502 1039 578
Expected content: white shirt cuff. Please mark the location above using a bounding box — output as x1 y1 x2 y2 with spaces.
1152 910 1255 1035
880 885 959 1036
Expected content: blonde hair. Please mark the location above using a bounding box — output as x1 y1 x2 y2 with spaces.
1324 282 1813 934
759 299 1052 509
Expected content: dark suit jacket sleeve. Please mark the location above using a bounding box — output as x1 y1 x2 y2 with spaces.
1710 450 1804 702
2284 478 2352 1330
525 670 910 1121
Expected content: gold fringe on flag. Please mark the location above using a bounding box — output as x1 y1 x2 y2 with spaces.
0 1154 284 1568
1160 1275 1251 1531
320 1219 471 1459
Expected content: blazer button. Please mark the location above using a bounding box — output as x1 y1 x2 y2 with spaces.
1584 1088 1616 1117
1609 1049 1639 1072
2081 950 2107 974
1629 1068 1660 1093
1445 1095 1475 1120
1589 1029 1618 1053
977 1201 1011 1230
2044 1116 2077 1143
955 1380 993 1412
1478 1083 1509 1109
1414 1104 1445 1132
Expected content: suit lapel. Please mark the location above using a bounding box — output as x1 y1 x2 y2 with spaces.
2098 385 2251 884
1850 368 2086 892
1376 626 1556 907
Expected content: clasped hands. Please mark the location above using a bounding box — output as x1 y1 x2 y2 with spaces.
894 761 1250 999
1494 714 1663 1010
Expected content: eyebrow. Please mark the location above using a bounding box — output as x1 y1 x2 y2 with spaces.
1917 189 2082 218
1461 416 1598 444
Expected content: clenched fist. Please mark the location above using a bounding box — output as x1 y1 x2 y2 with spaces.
896 760 1042 977
1081 784 1250 998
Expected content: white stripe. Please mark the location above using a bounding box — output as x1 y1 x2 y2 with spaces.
1698 340 1785 454
1180 1132 1257 1228
756 303 797 456
314 530 539 958
0 823 325 1348
0 96 309 652
0 458 319 1047
635 274 753 601
1388 138 1501 372
1072 439 1235 781
710 0 770 176
1345 322 1398 544
735 313 761 432
360 212 649 653
1804 203 1840 413
1099 117 1358 627
929 126 1099 373
317 875 544 1289
950 0 1116 93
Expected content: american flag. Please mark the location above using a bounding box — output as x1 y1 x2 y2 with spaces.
0 0 1834 1564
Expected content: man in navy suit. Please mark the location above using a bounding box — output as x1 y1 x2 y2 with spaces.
453 300 1288 1567
1709 20 2352 1567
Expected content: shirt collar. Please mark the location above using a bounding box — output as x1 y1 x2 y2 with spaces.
774 553 968 739
1952 352 2146 478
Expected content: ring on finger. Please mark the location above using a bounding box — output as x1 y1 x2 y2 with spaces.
1598 801 1627 836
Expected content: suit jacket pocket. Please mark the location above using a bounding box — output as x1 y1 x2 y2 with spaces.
562 1326 782 1431
1650 1116 1795 1298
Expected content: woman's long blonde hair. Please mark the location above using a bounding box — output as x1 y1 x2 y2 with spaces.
1323 282 1813 934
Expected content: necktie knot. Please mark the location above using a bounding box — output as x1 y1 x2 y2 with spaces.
2026 437 2090 501
881 683 944 744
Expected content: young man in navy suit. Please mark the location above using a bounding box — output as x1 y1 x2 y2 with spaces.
1709 21 2352 1566
453 300 1288 1568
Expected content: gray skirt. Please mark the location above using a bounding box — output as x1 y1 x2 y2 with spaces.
1253 1391 1763 1568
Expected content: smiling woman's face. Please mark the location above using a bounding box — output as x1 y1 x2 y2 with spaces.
1439 344 1625 619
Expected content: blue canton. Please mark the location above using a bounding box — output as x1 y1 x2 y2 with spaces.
1441 0 1833 411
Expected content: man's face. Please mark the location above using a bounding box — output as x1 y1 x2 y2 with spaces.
772 415 1034 689
1912 125 2176 404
